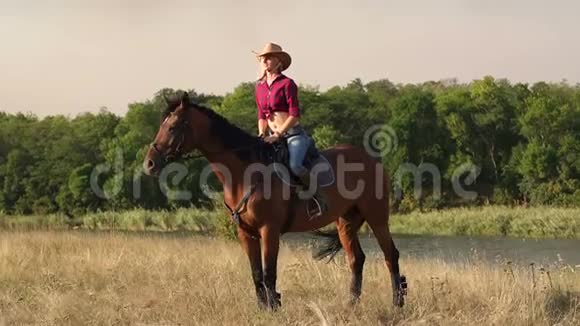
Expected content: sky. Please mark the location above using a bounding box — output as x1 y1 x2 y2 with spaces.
1 0 579 117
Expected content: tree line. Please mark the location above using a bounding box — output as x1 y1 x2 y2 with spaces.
0 76 579 215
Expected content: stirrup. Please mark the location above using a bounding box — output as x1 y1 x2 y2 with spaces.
307 195 327 220
298 172 328 219
306 197 322 219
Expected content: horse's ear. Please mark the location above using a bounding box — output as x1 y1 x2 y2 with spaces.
180 92 190 108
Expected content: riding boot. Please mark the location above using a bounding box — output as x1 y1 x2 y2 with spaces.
298 173 329 217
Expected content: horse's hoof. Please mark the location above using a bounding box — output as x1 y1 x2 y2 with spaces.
394 275 407 307
400 275 408 296
268 300 281 311
258 300 280 311
349 296 361 306
266 291 281 311
394 295 405 308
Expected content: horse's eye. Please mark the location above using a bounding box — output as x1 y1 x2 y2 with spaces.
169 126 176 133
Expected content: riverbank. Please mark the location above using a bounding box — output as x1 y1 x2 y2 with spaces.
0 231 578 325
1 206 579 239
388 206 580 239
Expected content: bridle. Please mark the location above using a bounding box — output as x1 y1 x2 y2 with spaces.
149 117 189 163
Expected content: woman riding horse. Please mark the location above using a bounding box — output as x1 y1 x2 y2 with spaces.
142 44 407 311
253 42 328 216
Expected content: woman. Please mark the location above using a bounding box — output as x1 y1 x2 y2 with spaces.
253 42 327 215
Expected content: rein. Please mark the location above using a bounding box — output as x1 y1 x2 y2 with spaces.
181 141 264 161
149 141 264 163
150 133 264 162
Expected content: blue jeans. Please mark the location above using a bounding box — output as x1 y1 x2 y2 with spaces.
285 126 313 177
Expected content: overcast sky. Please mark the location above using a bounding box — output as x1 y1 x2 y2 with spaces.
1 0 579 117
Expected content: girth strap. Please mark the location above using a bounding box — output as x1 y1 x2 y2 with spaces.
223 183 299 239
223 184 260 239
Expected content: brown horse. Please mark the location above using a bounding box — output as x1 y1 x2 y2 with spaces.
143 92 407 310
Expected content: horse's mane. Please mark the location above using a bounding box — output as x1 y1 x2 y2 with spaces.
162 97 266 162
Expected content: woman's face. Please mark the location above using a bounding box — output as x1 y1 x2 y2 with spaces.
260 54 281 72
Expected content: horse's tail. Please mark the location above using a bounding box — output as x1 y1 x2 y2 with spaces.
312 229 342 262
312 212 366 262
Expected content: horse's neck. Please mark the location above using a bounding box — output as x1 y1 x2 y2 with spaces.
199 144 252 198
189 109 259 199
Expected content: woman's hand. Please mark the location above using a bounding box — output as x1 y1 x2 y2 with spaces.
263 132 281 143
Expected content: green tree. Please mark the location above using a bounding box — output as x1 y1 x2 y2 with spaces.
386 85 451 205
436 77 519 188
312 124 346 150
515 82 580 205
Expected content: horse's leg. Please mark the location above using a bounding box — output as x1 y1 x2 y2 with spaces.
237 227 268 308
365 212 406 307
336 214 366 305
260 227 282 310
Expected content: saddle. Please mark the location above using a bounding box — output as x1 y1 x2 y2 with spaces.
259 136 335 219
270 136 320 182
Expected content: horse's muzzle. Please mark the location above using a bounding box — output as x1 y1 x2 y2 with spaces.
143 156 162 177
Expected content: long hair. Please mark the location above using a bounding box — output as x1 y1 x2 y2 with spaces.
257 56 283 81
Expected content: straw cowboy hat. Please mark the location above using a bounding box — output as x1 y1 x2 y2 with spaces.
253 42 292 71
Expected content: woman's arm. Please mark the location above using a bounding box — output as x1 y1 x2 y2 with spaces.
258 118 268 136
275 80 301 135
276 116 299 136
256 85 268 136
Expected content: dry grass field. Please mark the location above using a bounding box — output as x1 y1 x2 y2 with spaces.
0 231 579 325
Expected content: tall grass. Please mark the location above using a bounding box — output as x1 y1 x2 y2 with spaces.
389 206 580 239
1 205 580 239
0 207 230 234
0 231 578 325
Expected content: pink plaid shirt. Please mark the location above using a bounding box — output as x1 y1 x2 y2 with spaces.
255 74 300 119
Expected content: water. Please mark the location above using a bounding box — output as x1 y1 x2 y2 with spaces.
281 233 580 266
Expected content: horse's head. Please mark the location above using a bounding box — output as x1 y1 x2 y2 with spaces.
143 92 208 177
